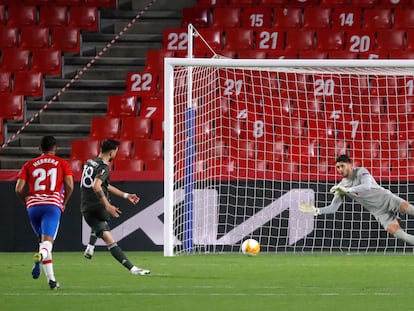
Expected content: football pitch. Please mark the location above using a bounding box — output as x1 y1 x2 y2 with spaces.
1 251 414 311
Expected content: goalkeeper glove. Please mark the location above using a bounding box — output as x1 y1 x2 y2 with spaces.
299 201 320 216
329 185 349 196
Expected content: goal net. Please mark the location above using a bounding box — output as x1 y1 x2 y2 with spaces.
164 58 414 256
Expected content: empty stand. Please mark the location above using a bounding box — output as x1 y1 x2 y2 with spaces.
303 7 332 29
212 7 241 28
114 158 144 171
331 8 362 30
145 159 164 171
196 0 228 6
89 117 121 139
0 26 19 49
224 28 253 51
193 28 223 56
237 50 267 59
376 30 405 52
393 9 414 29
145 49 175 73
121 117 152 140
85 0 117 7
139 97 163 120
240 8 272 29
126 71 158 96
316 30 345 51
351 0 378 7
0 71 10 93
133 139 163 160
299 50 328 59
255 29 285 51
1 49 31 72
273 8 302 29
39 6 68 27
0 94 23 120
362 8 391 30
13 71 43 97
70 139 100 161
0 5 4 25
69 6 98 31
7 5 37 26
56 0 84 4
116 140 133 159
20 26 50 49
51 27 80 53
68 159 83 174
228 0 257 6
344 30 375 53
285 29 315 52
107 94 137 117
181 7 211 28
32 49 62 76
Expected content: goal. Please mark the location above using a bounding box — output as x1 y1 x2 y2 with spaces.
164 58 414 256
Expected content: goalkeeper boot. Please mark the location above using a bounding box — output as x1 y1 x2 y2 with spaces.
130 266 151 276
49 280 60 290
32 253 42 279
83 245 94 260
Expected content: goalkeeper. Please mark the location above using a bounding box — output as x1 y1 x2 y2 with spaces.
300 154 414 245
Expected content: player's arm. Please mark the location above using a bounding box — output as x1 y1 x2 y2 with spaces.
108 184 140 205
92 178 121 218
300 194 343 216
62 175 74 210
346 170 372 194
15 178 27 203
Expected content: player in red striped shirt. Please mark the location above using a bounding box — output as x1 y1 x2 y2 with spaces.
15 136 74 290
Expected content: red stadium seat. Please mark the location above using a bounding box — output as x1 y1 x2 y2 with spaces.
362 8 391 30
393 9 414 29
116 140 133 159
39 6 68 27
1 49 31 72
328 51 358 59
344 30 375 53
316 30 345 51
299 51 328 59
70 139 100 161
121 117 152 140
151 119 164 140
0 26 18 49
68 6 98 31
85 0 117 7
56 0 84 4
273 8 302 29
289 0 319 6
113 158 144 171
406 31 414 51
181 7 211 28
350 0 378 7
145 159 164 171
51 27 80 53
376 30 405 53
32 49 62 76
237 50 267 59
0 5 5 25
285 29 315 52
224 28 253 51
0 94 24 120
145 49 175 73
126 71 158 96
139 97 163 120
254 29 285 52
228 0 257 6
320 0 348 6
20 26 50 49
107 94 137 117
68 159 83 174
212 7 241 28
193 28 223 56
380 0 410 6
133 139 163 160
241 8 272 29
7 5 37 26
13 72 43 97
303 7 332 29
196 0 227 6
331 8 362 30
390 51 414 59
163 28 188 53
89 117 121 139
0 71 11 93
259 0 286 5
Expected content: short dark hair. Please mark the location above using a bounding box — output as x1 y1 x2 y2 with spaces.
335 154 351 163
40 136 57 152
101 139 120 154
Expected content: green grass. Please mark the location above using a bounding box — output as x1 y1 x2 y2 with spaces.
1 252 414 311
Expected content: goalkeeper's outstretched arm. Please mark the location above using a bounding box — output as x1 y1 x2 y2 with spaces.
300 194 344 216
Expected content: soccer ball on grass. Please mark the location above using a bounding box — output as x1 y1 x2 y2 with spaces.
241 239 260 256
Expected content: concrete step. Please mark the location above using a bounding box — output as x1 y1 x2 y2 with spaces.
26 100 108 112
0 146 71 157
132 0 196 11
114 20 181 34
10 134 89 148
25 111 105 125
43 88 124 101
7 123 91 134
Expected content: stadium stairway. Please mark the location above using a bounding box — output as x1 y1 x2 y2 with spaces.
0 0 196 169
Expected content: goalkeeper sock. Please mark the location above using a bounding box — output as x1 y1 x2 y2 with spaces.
107 243 134 270
394 229 414 245
88 232 98 245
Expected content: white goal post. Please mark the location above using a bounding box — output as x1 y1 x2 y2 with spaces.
164 58 414 256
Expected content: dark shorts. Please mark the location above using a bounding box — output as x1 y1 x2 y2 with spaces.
82 207 111 238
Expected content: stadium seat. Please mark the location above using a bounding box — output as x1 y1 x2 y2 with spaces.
126 71 158 96
113 158 144 171
196 0 227 6
328 51 358 59
68 159 83 174
0 5 5 25
39 6 68 27
390 51 414 59
56 0 84 4
350 0 378 7
145 159 164 171
303 7 332 29
163 28 189 54
273 8 302 29
224 28 253 51
32 49 62 76
331 8 362 30
133 139 163 160
13 72 43 97
181 7 211 28
107 94 137 117
228 0 257 6
405 31 414 51
358 51 389 60
285 30 315 52
121 117 151 140
50 27 80 53
145 49 175 73
68 6 98 31
1 49 31 72
0 26 18 49
320 0 348 6
237 50 267 59
151 119 164 140
89 117 121 139
259 0 286 5
229 140 257 160
0 72 10 93
20 26 50 49
211 7 241 28
240 8 272 29
393 9 414 29
0 93 24 120
380 0 410 6
139 97 163 120
255 29 285 51
370 76 401 97
116 140 133 159
362 8 391 30
193 28 223 56
299 51 328 59
376 30 404 52
344 30 375 53
70 139 100 161
85 0 117 7
289 0 319 6
316 30 345 51
7 5 37 26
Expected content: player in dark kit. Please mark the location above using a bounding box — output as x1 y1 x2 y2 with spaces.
80 139 150 276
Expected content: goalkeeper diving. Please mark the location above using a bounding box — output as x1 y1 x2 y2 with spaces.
300 154 414 245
